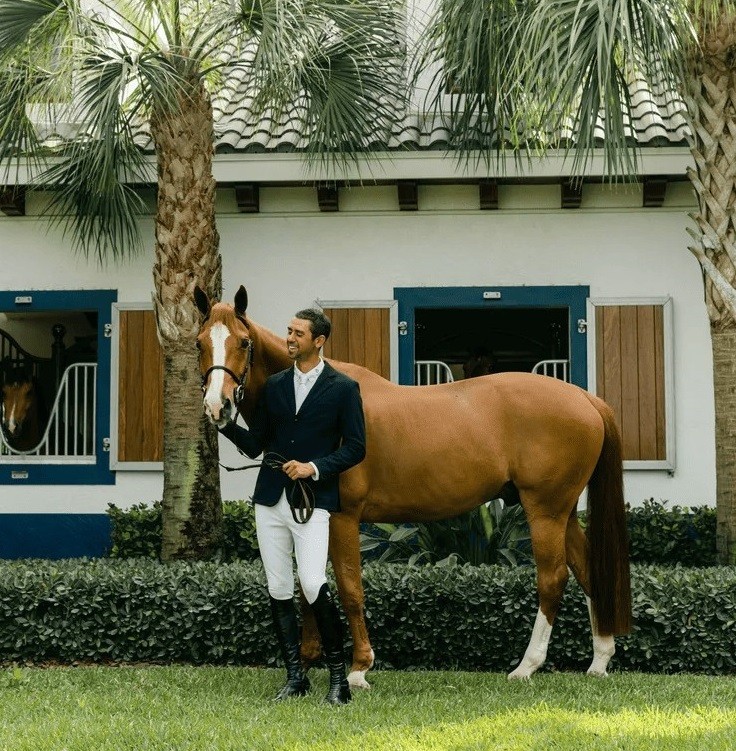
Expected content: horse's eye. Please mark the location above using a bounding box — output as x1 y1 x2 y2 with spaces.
195 340 201 350
241 339 250 349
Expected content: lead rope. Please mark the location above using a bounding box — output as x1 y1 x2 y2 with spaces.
218 450 315 525
206 413 314 525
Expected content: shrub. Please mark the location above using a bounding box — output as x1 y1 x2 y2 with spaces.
0 559 734 674
625 499 717 567
108 499 717 567
360 499 532 566
108 501 259 562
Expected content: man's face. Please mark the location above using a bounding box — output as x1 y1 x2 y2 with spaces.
286 317 325 362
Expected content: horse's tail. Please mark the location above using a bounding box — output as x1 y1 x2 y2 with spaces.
585 394 632 636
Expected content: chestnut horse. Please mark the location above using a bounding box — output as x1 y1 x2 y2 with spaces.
1 372 42 452
196 286 631 685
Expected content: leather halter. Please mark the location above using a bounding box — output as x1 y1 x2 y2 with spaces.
200 332 253 406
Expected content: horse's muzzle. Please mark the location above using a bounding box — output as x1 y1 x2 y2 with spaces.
203 395 234 428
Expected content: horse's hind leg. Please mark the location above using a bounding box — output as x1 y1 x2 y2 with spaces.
565 514 616 676
328 512 375 689
509 512 568 680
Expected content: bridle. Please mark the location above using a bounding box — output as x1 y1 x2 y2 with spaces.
200 334 253 407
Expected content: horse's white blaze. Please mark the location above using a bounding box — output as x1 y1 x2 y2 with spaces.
585 595 615 677
508 608 553 680
6 405 17 434
203 323 229 418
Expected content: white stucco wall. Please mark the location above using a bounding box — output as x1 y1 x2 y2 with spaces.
0 179 716 514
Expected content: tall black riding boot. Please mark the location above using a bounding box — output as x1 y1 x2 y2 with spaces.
269 596 311 700
311 583 352 705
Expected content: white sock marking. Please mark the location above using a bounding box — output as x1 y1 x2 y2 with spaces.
508 608 553 680
585 595 615 676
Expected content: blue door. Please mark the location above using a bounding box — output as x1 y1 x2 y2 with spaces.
394 286 589 387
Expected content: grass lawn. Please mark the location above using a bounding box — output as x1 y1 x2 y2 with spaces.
0 667 734 750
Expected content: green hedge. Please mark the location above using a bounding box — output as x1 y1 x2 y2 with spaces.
108 501 259 561
625 500 717 567
108 499 718 567
1 559 734 674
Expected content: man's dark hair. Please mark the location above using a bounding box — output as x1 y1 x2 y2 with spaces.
294 308 331 341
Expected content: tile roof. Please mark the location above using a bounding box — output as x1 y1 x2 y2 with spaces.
37 70 690 154
199 71 690 154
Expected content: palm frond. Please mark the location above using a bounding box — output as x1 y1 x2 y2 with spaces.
0 0 190 259
40 48 153 262
245 0 407 173
411 0 531 171
522 0 693 179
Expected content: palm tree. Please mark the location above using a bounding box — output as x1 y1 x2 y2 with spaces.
0 0 404 560
415 0 736 563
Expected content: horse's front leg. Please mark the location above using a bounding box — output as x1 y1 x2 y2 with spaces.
328 511 375 690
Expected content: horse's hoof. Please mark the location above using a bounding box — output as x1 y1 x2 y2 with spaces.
507 662 537 680
347 670 371 690
586 667 609 678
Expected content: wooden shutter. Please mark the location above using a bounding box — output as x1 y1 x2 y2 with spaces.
117 309 164 462
594 303 667 462
321 307 391 379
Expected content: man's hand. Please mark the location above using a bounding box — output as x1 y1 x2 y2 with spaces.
282 460 316 480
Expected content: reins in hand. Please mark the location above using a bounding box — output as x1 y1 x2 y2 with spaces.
218 449 315 525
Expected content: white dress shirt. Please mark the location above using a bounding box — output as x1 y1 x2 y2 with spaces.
294 358 324 479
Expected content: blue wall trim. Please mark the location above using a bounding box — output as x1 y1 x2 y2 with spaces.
0 289 116 485
0 514 111 559
394 285 590 387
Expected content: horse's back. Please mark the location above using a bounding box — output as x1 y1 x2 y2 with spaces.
332 366 604 519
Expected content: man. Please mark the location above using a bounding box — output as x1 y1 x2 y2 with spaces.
219 308 365 705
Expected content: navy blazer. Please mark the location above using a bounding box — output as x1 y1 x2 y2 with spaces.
219 361 366 512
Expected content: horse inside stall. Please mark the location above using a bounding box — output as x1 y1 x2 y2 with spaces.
195 285 632 685
1 369 44 452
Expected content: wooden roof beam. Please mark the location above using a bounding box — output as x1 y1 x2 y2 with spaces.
397 180 418 211
561 180 583 209
317 184 339 212
643 176 668 207
479 179 499 210
234 183 259 213
0 187 25 217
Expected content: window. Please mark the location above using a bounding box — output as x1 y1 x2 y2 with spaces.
0 289 115 485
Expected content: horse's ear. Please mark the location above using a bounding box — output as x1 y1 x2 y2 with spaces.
234 286 248 318
194 285 210 318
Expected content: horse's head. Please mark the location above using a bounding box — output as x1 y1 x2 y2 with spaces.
195 285 253 427
463 351 495 379
1 379 34 437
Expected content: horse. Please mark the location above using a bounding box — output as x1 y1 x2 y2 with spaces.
195 285 631 685
463 348 495 379
1 370 43 453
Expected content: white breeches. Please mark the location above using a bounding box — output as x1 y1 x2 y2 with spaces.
255 495 330 604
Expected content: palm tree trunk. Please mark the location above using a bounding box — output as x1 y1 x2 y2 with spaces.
711 324 736 563
150 78 223 560
687 14 736 563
